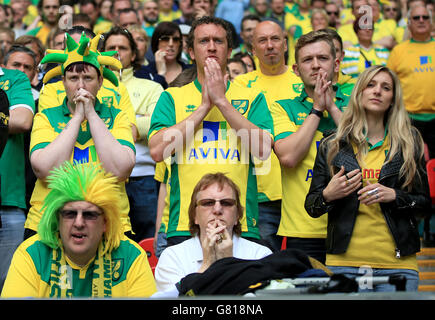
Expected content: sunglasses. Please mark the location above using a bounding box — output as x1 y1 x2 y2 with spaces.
411 15 430 21
196 198 237 208
384 7 398 12
326 10 339 15
159 35 181 43
59 210 102 221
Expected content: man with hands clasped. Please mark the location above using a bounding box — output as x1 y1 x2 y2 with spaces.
148 16 273 248
24 33 136 239
270 30 351 264
154 173 272 293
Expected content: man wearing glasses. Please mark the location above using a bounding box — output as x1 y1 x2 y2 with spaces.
1 162 157 298
154 172 272 293
387 4 435 159
325 1 341 29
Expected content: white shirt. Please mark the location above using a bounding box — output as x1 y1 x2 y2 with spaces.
154 235 272 292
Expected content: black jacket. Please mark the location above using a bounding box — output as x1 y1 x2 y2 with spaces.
304 131 431 258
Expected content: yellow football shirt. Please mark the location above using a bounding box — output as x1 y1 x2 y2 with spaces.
387 38 435 118
25 98 135 233
234 67 303 203
148 79 274 239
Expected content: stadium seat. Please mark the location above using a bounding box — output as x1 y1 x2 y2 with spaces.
138 238 158 275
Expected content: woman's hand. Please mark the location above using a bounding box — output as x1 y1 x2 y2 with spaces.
357 180 396 205
155 49 167 76
322 166 362 202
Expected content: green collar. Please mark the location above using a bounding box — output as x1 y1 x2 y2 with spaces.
298 84 343 104
366 126 389 151
410 37 434 43
193 77 231 93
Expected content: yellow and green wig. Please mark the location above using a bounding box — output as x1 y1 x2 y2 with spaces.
38 161 124 255
40 32 122 86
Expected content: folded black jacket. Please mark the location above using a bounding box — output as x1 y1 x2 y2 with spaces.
177 248 331 295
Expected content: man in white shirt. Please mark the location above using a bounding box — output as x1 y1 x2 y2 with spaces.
154 172 272 292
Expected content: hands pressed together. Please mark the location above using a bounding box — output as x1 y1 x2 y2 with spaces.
201 58 229 111
72 88 97 121
199 219 233 273
312 69 334 112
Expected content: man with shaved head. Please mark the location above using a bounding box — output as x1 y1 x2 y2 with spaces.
234 20 302 252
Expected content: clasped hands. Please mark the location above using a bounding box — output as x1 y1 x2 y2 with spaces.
199 219 233 272
201 58 229 111
322 166 396 205
312 69 335 113
72 88 97 121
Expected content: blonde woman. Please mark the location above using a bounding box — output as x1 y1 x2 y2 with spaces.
305 65 431 292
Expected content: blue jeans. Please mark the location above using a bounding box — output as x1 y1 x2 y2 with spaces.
125 176 158 242
258 200 282 252
0 206 25 292
327 266 419 292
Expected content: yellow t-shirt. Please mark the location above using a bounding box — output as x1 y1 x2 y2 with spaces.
326 136 418 271
270 88 350 238
148 79 274 239
387 38 435 117
234 67 303 202
25 98 135 232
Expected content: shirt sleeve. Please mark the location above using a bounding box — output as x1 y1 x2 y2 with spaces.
246 92 274 135
269 100 297 141
148 90 176 141
8 70 35 113
1 243 40 298
112 109 136 153
154 246 188 292
126 250 157 297
29 112 57 155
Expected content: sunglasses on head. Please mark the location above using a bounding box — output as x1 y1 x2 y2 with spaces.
59 210 102 221
159 35 181 43
411 15 430 21
196 198 237 208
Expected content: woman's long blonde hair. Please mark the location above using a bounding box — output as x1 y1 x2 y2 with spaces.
326 65 424 190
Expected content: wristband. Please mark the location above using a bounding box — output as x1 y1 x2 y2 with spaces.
309 108 323 118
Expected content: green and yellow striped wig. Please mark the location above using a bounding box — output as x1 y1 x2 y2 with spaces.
40 32 122 86
38 161 123 255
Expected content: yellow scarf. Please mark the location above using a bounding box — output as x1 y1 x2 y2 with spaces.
49 241 113 297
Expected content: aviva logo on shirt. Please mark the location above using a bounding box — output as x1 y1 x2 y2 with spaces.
420 55 432 65
415 55 434 73
73 146 97 163
203 121 227 142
